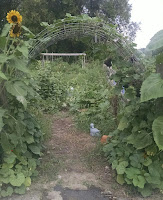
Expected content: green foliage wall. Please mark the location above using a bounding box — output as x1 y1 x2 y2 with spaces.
32 59 116 134
103 54 163 197
33 61 68 113
0 23 44 197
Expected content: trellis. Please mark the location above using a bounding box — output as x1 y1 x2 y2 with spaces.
41 53 86 67
29 17 135 60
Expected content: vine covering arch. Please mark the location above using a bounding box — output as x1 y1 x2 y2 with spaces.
29 14 136 60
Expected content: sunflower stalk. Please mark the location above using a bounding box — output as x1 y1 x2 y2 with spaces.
4 33 10 54
6 38 15 56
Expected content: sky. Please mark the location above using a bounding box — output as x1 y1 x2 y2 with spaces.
129 0 163 49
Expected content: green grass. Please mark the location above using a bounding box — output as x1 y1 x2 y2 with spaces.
38 154 64 181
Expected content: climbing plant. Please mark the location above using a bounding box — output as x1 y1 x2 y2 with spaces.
0 11 43 197
103 54 163 197
29 14 136 60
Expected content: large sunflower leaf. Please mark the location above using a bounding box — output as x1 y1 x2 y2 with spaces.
0 71 8 80
8 58 30 74
0 36 6 50
17 45 29 58
0 54 14 64
5 81 27 108
0 24 10 37
16 96 27 109
5 81 27 96
0 54 8 63
22 25 35 38
141 73 163 102
152 116 163 150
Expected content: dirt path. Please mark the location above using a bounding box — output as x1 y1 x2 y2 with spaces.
4 112 163 200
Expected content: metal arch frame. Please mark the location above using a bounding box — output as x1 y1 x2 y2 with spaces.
29 18 134 60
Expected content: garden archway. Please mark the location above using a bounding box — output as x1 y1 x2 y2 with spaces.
29 15 135 60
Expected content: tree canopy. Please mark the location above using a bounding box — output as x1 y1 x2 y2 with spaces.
18 0 139 40
0 0 139 52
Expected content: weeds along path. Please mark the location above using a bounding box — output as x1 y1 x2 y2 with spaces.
40 111 125 200
38 112 159 200
4 112 162 200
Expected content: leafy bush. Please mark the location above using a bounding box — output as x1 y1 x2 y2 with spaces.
66 61 116 133
103 55 163 197
33 61 68 113
0 22 43 197
33 59 116 133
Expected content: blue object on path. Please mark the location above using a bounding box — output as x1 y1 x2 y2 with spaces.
90 123 100 137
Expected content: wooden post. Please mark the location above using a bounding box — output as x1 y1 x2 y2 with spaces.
95 33 97 43
42 55 45 67
46 49 48 61
82 56 84 68
83 55 86 68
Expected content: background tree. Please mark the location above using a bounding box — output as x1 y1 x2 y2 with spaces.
19 0 139 40
19 0 87 34
98 0 140 40
18 0 49 33
85 0 101 17
1 0 139 53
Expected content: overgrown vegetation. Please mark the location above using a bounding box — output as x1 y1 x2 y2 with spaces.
0 21 44 197
103 55 163 197
31 48 163 197
32 59 116 134
0 6 163 199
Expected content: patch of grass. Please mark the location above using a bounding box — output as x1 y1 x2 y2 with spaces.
53 111 72 120
30 107 53 141
56 179 64 186
38 153 65 181
83 141 106 171
82 181 94 188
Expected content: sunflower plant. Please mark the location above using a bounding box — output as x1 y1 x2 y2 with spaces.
0 11 43 198
6 10 22 24
6 10 22 38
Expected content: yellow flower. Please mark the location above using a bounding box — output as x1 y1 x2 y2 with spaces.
10 24 21 38
6 10 22 24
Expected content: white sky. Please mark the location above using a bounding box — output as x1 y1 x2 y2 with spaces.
129 0 163 49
